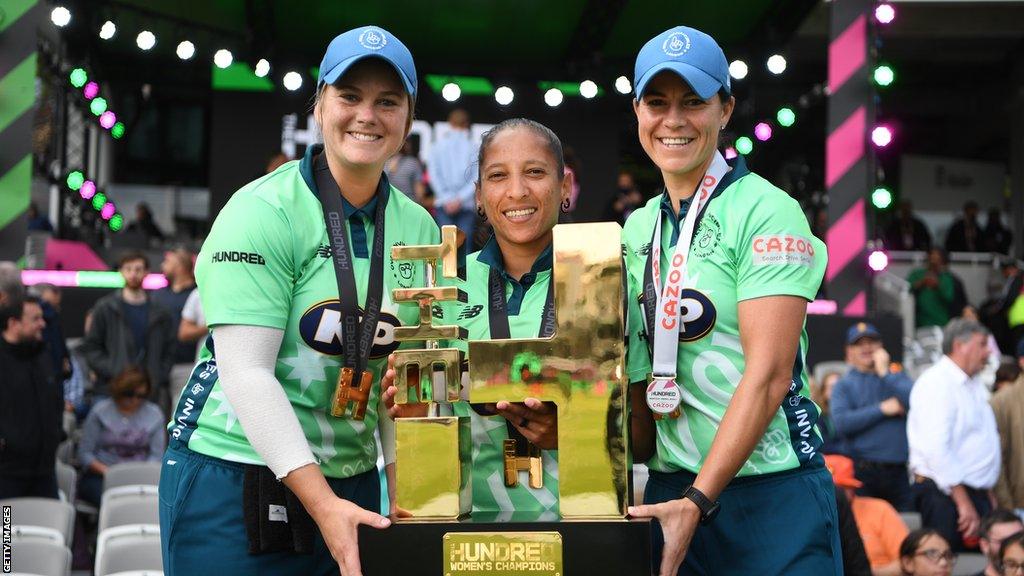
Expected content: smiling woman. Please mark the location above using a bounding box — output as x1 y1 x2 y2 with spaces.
158 26 441 576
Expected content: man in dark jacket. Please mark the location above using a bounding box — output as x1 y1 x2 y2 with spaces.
0 296 63 499
79 252 175 404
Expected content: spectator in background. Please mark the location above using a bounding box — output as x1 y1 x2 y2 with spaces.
945 201 983 253
428 109 477 252
884 201 932 252
386 137 426 205
0 296 63 499
152 249 197 411
813 369 850 456
899 529 956 576
26 202 53 232
997 532 1024 576
604 170 644 225
983 208 1013 255
178 287 207 363
28 283 71 382
835 484 874 576
831 322 914 511
827 454 909 576
126 202 164 242
0 261 23 306
909 248 956 328
981 259 1022 353
973 510 1024 576
907 319 1000 551
80 252 175 401
991 344 1024 516
76 367 165 506
993 362 1021 394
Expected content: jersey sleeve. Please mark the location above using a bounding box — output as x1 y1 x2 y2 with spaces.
196 193 295 329
734 188 827 302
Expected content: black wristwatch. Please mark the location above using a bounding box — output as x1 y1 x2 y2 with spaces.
681 485 720 525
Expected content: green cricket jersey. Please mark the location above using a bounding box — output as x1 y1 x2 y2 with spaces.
442 237 560 514
623 156 827 477
170 144 439 479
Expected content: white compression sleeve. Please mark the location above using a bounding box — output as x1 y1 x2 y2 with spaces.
214 324 317 479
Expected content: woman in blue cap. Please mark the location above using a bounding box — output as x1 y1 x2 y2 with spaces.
158 26 437 575
622 26 841 575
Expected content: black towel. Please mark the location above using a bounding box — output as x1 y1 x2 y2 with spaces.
242 465 317 555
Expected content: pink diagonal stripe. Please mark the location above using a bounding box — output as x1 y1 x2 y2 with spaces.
829 15 866 94
826 106 866 189
843 291 867 316
826 198 866 282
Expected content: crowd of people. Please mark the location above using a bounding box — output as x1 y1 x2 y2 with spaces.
815 314 1024 575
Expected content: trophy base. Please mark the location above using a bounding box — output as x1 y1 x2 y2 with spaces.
360 513 653 575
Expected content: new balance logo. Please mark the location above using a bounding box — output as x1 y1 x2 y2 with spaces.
457 305 483 320
316 244 332 258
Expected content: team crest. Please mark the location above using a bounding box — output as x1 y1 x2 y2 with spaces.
358 28 387 50
692 215 722 258
662 32 690 57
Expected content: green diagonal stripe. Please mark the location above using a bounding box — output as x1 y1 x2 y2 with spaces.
0 0 38 36
0 53 36 134
0 155 31 229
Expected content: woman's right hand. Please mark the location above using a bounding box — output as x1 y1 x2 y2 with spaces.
381 353 428 420
309 494 391 576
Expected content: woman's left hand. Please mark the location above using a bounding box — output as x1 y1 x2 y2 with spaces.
628 498 702 576
491 398 558 450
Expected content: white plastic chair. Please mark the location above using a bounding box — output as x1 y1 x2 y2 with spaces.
11 524 64 546
103 461 162 493
94 524 163 576
9 538 71 576
0 497 74 547
952 553 988 576
55 460 76 504
899 511 922 531
98 490 159 533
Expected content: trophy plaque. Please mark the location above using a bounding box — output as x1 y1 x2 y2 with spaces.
361 223 652 575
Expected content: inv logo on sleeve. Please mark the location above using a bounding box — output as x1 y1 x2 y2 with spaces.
751 234 816 267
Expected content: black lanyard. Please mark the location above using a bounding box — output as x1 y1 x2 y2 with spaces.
486 266 555 340
313 153 389 382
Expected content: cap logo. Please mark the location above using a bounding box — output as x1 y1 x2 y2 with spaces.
856 322 867 332
662 32 691 57
358 28 387 51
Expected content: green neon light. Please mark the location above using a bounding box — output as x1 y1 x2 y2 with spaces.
424 75 495 96
92 192 107 211
90 97 107 116
777 107 796 127
109 213 124 232
212 63 274 92
111 122 125 139
735 136 754 155
66 171 84 191
77 271 125 288
70 68 88 88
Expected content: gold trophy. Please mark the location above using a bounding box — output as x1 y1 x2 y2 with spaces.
366 222 650 575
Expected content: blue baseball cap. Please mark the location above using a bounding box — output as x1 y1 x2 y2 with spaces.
846 322 882 345
317 26 417 98
633 26 731 100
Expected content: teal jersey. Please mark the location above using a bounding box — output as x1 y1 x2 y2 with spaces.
623 156 827 476
441 237 560 514
170 144 439 479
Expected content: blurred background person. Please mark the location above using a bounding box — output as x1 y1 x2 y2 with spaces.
385 137 426 204
178 286 207 364
884 201 932 252
974 510 1024 576
996 531 1024 576
152 248 197 411
899 529 956 576
604 170 643 225
982 208 1012 255
826 454 908 576
909 248 957 329
991 348 1024 516
945 201 982 253
813 369 850 456
0 296 63 499
428 109 477 252
126 202 165 243
76 366 166 507
29 283 71 382
26 202 54 232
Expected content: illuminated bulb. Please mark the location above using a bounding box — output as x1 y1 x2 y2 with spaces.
441 82 461 102
614 76 632 95
51 6 71 27
283 71 302 91
579 80 598 99
99 20 116 40
136 30 156 51
254 59 270 78
214 49 233 69
767 54 787 75
729 60 748 80
544 88 563 107
176 41 195 60
495 86 514 106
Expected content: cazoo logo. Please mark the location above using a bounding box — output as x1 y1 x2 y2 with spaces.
299 300 402 357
